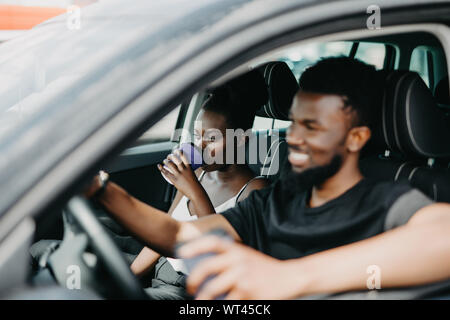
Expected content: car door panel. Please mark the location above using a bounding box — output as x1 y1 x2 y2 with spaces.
106 141 177 212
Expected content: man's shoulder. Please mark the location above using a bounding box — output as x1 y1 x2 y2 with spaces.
370 179 435 230
240 179 299 206
363 178 431 209
364 178 414 196
249 179 283 196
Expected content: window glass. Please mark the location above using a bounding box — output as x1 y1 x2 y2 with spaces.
131 105 181 147
253 41 354 131
410 46 431 87
252 116 291 131
274 119 291 129
278 41 353 80
253 41 387 132
354 42 386 69
252 116 274 131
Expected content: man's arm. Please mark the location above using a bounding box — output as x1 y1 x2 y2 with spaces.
130 169 210 276
93 181 240 257
180 203 450 299
287 203 450 297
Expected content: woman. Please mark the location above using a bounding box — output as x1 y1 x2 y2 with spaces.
87 70 270 299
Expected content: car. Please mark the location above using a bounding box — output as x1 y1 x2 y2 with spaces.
0 0 449 300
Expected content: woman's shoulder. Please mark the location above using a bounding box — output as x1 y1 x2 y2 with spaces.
236 176 270 203
195 168 205 179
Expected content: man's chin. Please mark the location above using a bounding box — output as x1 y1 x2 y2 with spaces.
281 155 343 196
290 165 307 174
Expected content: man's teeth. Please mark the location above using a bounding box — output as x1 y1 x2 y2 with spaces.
290 152 309 161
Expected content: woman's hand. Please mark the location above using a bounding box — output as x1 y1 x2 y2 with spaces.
158 150 202 199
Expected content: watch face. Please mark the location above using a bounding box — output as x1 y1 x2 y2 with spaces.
99 170 109 184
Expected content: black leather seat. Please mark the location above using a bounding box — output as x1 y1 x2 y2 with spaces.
360 71 450 202
435 76 449 105
433 76 450 169
245 61 298 182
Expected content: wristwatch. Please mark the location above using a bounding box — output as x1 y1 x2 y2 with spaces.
93 170 109 199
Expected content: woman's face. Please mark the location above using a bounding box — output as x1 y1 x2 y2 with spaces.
193 109 229 172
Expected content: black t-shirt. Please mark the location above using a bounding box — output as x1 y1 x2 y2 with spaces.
221 178 433 260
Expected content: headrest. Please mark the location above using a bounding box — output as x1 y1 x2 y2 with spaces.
254 61 299 120
373 71 450 159
435 76 449 105
360 70 392 157
220 68 269 109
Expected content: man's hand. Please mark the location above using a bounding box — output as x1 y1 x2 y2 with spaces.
178 235 305 300
83 173 102 198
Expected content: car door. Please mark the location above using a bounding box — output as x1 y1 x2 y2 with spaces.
105 103 185 213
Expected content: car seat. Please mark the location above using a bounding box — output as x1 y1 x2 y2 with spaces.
245 61 298 182
360 70 450 202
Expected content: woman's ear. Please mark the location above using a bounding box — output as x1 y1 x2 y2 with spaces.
346 126 371 153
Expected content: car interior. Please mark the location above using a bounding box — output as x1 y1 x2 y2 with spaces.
13 28 450 299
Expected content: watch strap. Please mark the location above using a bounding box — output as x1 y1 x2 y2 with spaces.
93 170 109 199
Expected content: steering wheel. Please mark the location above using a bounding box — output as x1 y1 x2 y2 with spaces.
47 196 148 299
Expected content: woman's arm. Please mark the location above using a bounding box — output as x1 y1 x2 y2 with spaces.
130 180 211 277
130 190 186 277
159 151 215 217
130 247 162 277
187 186 216 218
235 177 269 203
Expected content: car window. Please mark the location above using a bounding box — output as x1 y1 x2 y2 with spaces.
253 116 291 131
130 105 181 147
278 41 353 80
252 41 387 132
354 42 386 69
410 45 432 87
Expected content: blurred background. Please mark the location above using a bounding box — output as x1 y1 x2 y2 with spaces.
0 0 97 42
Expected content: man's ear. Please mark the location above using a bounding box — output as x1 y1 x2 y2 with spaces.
346 126 371 152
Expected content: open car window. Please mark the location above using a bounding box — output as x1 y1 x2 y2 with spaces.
252 40 388 131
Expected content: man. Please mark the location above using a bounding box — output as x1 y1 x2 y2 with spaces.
87 57 450 299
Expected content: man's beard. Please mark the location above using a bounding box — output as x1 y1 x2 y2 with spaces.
281 154 343 196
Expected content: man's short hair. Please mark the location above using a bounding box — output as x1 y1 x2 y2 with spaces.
299 56 381 129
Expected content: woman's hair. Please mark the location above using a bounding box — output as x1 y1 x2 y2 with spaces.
202 69 269 131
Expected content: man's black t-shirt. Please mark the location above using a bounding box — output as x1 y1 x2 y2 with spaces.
220 178 433 260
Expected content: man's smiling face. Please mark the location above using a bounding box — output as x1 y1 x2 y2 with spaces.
286 91 353 175
281 57 377 194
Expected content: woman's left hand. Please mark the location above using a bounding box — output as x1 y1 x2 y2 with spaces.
158 150 202 198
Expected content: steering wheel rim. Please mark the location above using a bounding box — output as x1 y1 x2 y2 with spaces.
65 195 148 300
